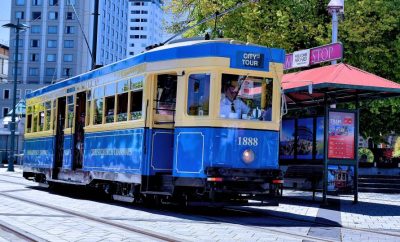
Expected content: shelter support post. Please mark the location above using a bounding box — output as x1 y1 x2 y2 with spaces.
354 95 359 204
323 94 329 204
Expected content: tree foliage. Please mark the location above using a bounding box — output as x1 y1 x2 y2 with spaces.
166 0 400 143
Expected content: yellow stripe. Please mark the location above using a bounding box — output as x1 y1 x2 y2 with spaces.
25 131 54 139
85 120 145 133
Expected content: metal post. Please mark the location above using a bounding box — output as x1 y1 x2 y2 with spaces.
323 94 329 204
331 10 338 65
8 19 21 172
91 0 99 70
354 95 359 203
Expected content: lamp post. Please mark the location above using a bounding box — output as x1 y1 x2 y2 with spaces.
2 19 29 172
327 0 344 65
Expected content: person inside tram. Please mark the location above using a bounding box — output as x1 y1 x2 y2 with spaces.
220 77 250 119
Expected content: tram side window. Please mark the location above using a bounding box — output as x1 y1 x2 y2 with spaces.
93 86 104 125
104 83 116 123
116 79 129 122
32 105 38 132
66 95 74 128
187 73 211 116
220 74 273 121
52 100 56 130
44 101 51 131
155 74 177 115
130 76 143 120
38 104 45 131
86 91 91 126
26 106 32 133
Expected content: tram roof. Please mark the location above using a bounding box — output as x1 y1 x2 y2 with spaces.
282 63 400 108
27 39 285 99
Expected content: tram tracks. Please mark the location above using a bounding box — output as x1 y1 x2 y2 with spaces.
0 220 43 242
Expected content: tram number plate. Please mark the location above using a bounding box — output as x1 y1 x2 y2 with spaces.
238 137 259 146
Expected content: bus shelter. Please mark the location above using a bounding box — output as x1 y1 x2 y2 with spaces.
281 63 400 203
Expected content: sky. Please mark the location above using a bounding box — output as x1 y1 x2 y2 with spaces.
0 0 11 46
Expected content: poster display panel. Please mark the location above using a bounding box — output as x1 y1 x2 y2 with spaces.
328 111 356 160
316 117 324 159
280 119 295 159
297 118 314 159
328 165 354 192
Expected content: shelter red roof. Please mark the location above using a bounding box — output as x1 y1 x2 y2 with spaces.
281 63 400 108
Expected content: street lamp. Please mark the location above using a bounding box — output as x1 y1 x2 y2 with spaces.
2 19 29 172
327 0 344 65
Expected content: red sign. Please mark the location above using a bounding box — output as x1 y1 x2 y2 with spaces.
284 43 343 70
328 111 356 160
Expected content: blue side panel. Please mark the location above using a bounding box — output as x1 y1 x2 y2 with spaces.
148 129 174 175
173 127 279 178
24 137 55 168
62 135 73 170
83 129 144 174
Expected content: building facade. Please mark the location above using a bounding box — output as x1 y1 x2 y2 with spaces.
127 0 164 56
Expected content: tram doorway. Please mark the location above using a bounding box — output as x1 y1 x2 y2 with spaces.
53 97 66 179
144 74 177 192
73 92 86 170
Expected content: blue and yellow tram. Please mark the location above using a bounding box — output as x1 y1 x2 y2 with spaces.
23 39 285 205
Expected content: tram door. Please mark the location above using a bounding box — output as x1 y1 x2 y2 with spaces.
146 74 177 192
53 97 66 179
73 92 86 169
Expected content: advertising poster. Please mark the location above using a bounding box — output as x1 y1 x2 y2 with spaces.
328 165 354 192
328 111 356 160
297 118 314 159
315 117 324 159
280 119 295 159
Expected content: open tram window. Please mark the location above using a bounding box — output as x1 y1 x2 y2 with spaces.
44 101 52 131
32 105 38 132
116 79 129 122
129 76 143 120
155 74 177 116
104 83 116 123
26 106 32 133
66 95 74 128
187 73 210 116
93 86 104 125
86 91 91 126
219 74 273 121
38 103 45 131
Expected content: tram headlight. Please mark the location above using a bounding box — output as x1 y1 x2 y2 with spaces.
242 149 255 164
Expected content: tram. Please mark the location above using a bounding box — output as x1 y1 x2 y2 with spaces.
23 39 285 205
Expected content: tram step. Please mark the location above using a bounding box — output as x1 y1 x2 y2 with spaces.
141 191 172 196
358 178 400 184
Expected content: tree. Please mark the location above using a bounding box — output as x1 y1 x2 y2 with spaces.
166 0 400 143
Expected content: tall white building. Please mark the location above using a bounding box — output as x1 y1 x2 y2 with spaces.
7 0 128 89
127 0 164 56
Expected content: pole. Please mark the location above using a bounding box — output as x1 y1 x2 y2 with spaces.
354 95 359 203
331 10 338 65
91 0 99 70
8 19 20 172
323 94 329 204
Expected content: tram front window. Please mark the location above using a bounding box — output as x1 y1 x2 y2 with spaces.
220 74 273 121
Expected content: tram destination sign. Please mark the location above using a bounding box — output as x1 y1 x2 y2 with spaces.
237 52 264 69
284 43 343 70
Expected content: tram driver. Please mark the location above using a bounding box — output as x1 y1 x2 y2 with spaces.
220 76 250 119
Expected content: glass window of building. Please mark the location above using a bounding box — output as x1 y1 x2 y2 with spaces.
66 0 75 5
49 0 58 6
46 54 56 62
45 68 55 76
3 89 10 99
16 0 25 6
29 53 39 61
32 0 42 6
48 26 58 34
15 11 24 19
187 73 211 116
31 39 40 47
63 54 73 62
47 40 57 48
3 107 9 117
66 12 73 20
63 68 71 77
13 54 22 61
32 12 41 20
65 26 75 34
29 68 39 76
64 40 74 48
16 89 21 99
31 25 41 34
48 12 58 20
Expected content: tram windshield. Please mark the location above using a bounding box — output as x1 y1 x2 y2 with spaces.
220 74 273 121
